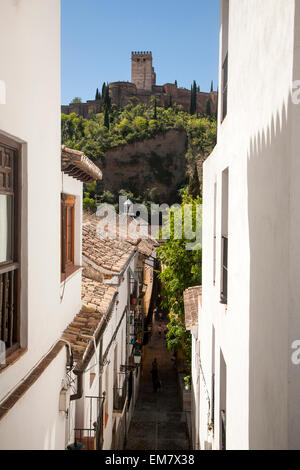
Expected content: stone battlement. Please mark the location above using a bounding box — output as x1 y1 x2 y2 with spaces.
61 52 217 117
131 51 152 57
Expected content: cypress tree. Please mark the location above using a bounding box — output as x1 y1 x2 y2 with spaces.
189 85 193 115
154 99 157 119
104 106 110 129
103 85 111 111
175 80 178 86
190 81 197 115
206 99 212 117
210 80 214 93
102 82 106 98
169 95 173 108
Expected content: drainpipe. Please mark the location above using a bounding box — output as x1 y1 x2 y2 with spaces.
70 368 84 401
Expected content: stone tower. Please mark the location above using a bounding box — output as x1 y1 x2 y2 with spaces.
131 51 156 91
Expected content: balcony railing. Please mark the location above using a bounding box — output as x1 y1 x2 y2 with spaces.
71 428 96 451
220 236 228 305
70 395 105 451
0 263 19 352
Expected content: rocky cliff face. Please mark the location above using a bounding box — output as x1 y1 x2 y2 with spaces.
97 129 187 204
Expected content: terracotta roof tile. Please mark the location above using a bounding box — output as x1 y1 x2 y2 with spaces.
83 217 136 274
62 146 102 183
62 275 117 362
83 212 158 260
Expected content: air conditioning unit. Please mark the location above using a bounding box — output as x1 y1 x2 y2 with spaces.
59 388 71 412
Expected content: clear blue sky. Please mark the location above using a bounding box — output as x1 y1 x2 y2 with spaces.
61 0 220 105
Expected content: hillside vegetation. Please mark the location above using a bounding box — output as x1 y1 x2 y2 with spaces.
61 97 217 209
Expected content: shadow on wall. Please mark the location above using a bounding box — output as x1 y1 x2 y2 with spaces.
247 3 300 450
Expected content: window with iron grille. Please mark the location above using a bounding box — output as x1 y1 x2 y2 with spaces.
0 136 21 356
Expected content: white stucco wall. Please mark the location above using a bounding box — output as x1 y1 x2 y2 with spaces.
0 348 68 450
198 0 300 450
0 0 83 450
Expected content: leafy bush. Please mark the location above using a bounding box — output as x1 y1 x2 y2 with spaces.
157 191 202 371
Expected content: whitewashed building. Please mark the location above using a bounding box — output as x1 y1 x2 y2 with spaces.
189 0 300 450
0 0 103 450
66 215 143 450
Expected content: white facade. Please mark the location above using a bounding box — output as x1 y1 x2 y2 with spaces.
194 0 300 450
0 1 144 451
101 254 141 450
72 251 141 451
0 0 84 449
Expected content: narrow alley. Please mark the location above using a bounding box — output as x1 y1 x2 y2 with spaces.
125 315 190 451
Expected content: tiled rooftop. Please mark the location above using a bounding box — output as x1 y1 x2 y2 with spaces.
62 145 102 183
83 217 136 274
83 212 158 261
62 275 117 361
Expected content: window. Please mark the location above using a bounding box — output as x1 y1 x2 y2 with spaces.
213 182 217 285
61 194 75 280
221 0 229 121
220 169 229 304
222 54 228 121
0 136 21 356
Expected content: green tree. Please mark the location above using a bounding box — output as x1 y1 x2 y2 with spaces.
206 99 212 117
71 97 82 104
153 99 157 120
103 84 111 111
157 191 202 369
95 88 101 100
210 80 214 93
102 82 106 98
189 81 197 115
104 106 110 129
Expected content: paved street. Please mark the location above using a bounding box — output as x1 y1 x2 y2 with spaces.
125 317 190 451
